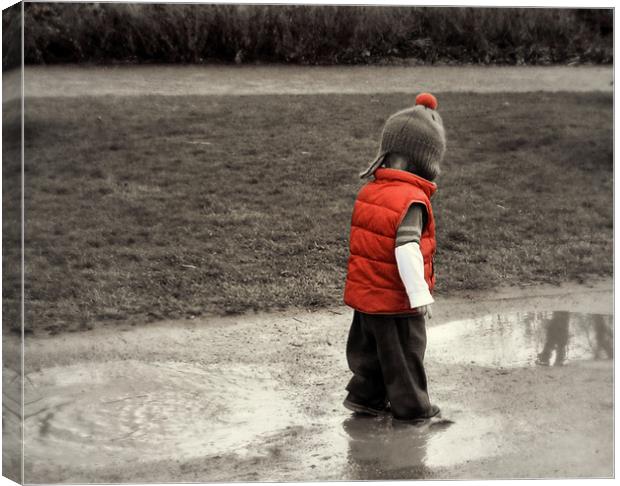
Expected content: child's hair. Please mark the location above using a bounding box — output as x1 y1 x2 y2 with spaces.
383 152 440 181
383 153 409 169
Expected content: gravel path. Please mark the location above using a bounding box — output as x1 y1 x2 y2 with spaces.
3 65 613 100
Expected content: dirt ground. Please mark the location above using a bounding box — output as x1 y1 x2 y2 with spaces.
3 65 613 100
4 279 612 483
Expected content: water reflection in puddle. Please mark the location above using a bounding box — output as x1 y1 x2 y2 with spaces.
340 407 504 478
24 361 300 470
428 311 613 368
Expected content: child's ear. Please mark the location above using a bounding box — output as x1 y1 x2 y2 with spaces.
360 153 386 179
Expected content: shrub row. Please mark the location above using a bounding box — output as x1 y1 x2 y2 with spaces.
2 4 613 69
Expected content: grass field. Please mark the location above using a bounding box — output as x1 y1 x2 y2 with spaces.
2 92 612 334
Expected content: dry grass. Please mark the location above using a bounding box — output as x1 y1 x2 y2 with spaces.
2 92 612 334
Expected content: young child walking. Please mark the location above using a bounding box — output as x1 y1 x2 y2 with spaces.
343 93 445 423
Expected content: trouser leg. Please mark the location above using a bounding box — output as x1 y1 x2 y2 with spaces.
554 343 566 364
539 335 554 362
345 311 387 404
371 313 432 420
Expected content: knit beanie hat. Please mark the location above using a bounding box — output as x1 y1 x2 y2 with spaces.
360 93 446 181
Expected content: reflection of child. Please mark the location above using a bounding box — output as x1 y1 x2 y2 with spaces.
593 315 613 359
342 93 445 422
536 311 570 366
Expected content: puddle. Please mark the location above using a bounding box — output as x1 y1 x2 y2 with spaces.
3 366 23 482
19 307 613 481
338 407 505 478
428 311 613 368
24 360 300 470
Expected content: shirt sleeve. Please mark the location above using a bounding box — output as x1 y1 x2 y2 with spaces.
394 203 433 308
395 243 435 308
395 204 426 247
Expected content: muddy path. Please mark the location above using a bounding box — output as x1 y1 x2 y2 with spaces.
4 279 612 482
3 65 613 100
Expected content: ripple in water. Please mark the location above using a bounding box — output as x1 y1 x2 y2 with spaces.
24 361 299 468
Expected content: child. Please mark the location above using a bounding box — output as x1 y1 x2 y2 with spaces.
342 93 445 423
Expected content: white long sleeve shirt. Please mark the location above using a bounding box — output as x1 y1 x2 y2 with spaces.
394 204 434 309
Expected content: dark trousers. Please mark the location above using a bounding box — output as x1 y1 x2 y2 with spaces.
345 310 431 420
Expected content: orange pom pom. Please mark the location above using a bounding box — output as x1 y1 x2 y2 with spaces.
416 93 438 110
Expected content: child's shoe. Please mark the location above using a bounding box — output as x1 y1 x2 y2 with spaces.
392 404 441 424
343 393 390 416
535 353 550 366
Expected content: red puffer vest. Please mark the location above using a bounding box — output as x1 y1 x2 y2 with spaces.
343 168 437 314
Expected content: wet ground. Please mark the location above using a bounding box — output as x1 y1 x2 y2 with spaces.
6 280 612 482
3 65 613 100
